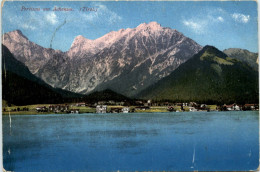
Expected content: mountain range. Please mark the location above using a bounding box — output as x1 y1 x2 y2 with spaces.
138 46 258 104
223 48 258 71
3 22 202 97
2 45 81 105
2 21 259 104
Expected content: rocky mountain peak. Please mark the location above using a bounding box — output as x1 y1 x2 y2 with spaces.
4 22 203 96
74 35 87 42
3 30 64 74
4 30 29 43
136 21 163 31
70 35 91 48
11 29 23 36
147 21 162 28
67 21 181 59
68 34 102 58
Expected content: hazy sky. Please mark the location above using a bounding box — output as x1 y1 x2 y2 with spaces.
2 1 258 52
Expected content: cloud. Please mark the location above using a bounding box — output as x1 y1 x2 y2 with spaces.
182 8 227 34
216 8 225 13
6 14 38 31
217 16 224 22
183 19 205 34
83 3 122 24
207 15 224 23
45 12 58 25
231 13 250 23
183 9 250 35
21 23 36 30
84 12 98 22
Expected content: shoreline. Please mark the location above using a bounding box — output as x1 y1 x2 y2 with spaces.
2 109 258 115
2 104 258 115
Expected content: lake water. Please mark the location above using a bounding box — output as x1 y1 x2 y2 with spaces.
3 111 259 171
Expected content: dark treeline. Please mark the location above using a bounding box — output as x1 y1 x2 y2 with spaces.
151 98 258 106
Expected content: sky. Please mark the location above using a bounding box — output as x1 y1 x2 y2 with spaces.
2 1 258 52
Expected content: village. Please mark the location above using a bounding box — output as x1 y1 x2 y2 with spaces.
2 99 259 114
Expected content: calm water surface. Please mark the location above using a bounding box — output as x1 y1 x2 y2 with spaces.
3 111 259 171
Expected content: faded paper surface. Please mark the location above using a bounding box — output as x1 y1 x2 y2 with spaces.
1 0 259 171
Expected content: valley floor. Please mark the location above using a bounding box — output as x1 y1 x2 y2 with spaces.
1 104 251 115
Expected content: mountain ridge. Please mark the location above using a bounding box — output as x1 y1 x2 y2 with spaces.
3 22 202 96
2 44 82 100
223 48 258 71
138 45 258 104
3 29 63 74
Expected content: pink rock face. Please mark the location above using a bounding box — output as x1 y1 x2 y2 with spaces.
3 30 63 74
3 22 202 96
67 22 182 59
67 35 105 58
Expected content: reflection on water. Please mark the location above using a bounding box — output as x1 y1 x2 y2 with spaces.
3 111 259 171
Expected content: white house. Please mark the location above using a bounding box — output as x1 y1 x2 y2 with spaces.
122 107 130 113
96 105 107 113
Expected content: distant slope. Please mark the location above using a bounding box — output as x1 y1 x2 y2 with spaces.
82 89 131 102
2 44 64 105
3 30 62 73
2 44 40 83
3 71 65 105
138 46 258 104
2 44 82 98
223 48 258 71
